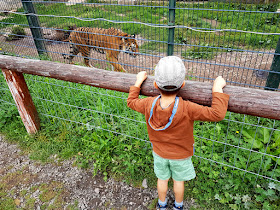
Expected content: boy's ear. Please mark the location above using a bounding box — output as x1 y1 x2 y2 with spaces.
181 81 186 88
153 81 159 89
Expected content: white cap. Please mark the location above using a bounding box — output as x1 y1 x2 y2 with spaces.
155 56 186 91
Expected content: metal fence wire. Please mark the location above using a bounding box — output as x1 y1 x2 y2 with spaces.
0 0 279 186
1 0 280 89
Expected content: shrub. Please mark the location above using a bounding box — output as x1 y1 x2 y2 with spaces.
6 25 26 41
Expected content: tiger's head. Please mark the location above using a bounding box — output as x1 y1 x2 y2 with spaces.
122 34 139 57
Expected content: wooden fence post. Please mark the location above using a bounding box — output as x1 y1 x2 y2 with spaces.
2 69 40 134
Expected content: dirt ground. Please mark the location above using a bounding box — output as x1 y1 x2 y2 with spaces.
0 135 198 209
0 26 274 90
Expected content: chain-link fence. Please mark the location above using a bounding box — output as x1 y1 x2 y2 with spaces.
0 1 279 206
1 0 279 89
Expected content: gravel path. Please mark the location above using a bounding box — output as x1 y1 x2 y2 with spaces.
0 135 196 209
0 135 158 209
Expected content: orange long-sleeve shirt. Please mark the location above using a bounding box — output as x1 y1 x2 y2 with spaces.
127 86 230 159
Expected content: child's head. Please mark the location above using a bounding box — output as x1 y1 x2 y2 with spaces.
154 56 186 96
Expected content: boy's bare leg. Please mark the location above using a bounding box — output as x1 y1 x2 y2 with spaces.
173 180 184 203
157 178 169 201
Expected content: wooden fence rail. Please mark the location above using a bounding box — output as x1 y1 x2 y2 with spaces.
0 55 280 133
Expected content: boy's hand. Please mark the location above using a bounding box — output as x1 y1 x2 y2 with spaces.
134 71 148 88
212 76 226 93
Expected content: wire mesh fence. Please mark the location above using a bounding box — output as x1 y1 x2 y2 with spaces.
0 0 279 197
0 0 280 89
0 71 279 185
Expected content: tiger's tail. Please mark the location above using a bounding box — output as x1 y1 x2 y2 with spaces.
62 37 79 64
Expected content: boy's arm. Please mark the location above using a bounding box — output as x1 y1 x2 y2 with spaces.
127 71 149 114
188 76 230 122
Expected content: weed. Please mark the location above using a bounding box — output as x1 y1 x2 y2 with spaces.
39 189 57 203
67 200 79 210
181 43 216 60
5 25 26 41
26 198 36 209
31 185 39 193
256 3 279 12
37 181 67 208
148 198 158 210
0 183 16 210
20 189 28 197
87 0 101 3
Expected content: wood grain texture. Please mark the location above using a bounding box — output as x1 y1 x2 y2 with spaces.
2 68 40 134
0 55 279 120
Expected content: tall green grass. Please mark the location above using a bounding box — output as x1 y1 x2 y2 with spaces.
0 71 279 209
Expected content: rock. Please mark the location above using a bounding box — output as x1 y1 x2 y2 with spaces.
94 188 100 194
118 0 138 5
66 0 86 6
142 178 148 188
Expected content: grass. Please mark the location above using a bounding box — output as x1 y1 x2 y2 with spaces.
0 183 17 210
0 169 71 209
0 70 279 209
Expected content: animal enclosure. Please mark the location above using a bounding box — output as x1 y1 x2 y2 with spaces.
0 0 279 89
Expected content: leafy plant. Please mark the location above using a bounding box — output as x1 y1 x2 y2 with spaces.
6 25 26 41
256 3 279 12
0 106 19 129
242 127 280 162
87 0 101 3
181 43 216 60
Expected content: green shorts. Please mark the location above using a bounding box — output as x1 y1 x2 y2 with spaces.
153 152 196 181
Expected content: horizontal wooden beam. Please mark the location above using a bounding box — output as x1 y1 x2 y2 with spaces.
0 55 279 120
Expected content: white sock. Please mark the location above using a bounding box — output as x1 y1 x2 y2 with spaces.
158 198 167 206
174 200 183 207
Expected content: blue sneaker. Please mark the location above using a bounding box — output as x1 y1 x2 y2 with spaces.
156 202 168 210
173 203 184 210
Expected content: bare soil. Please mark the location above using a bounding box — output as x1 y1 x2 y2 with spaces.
0 27 273 89
1 135 198 209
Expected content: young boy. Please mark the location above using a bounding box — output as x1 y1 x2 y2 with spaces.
127 56 229 210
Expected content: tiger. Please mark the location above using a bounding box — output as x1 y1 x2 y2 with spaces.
62 27 139 72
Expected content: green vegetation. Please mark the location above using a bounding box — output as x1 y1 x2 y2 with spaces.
0 72 279 209
181 43 234 60
0 169 71 209
5 25 26 41
0 183 17 210
189 115 280 209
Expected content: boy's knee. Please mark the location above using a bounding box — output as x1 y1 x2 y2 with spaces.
158 178 169 184
173 179 184 185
